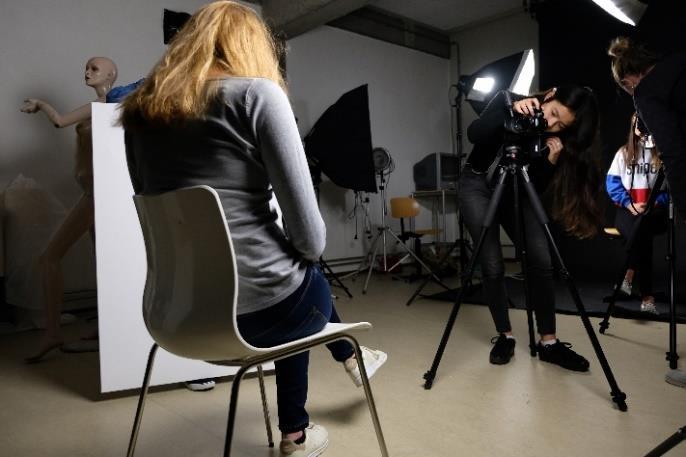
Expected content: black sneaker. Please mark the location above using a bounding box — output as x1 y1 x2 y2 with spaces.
537 340 589 372
489 334 515 365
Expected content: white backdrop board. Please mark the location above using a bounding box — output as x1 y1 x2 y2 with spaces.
92 103 237 393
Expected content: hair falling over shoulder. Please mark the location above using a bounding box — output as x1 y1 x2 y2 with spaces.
120 1 285 128
545 85 604 239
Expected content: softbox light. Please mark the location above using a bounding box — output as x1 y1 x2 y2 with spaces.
458 49 536 115
304 85 377 193
590 0 648 26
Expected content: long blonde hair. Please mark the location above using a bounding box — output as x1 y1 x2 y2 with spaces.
121 1 284 127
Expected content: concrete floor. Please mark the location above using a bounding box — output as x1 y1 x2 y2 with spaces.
1 273 684 457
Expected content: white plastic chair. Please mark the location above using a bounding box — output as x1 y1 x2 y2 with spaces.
126 185 389 457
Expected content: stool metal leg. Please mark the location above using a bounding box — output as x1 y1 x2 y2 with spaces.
256 365 274 448
126 344 159 457
224 365 249 457
346 336 390 456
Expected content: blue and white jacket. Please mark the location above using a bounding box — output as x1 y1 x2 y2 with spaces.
606 145 668 208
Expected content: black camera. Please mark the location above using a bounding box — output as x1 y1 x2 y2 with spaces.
504 109 548 136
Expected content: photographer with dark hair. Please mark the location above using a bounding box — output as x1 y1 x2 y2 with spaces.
459 85 603 371
608 36 686 389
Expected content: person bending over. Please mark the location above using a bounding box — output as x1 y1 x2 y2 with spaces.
120 2 386 455
460 86 602 371
608 36 686 389
608 36 686 219
606 113 668 314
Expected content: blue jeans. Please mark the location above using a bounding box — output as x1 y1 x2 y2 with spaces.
237 265 355 433
458 167 556 335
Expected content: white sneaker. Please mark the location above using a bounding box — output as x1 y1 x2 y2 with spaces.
640 300 659 315
279 423 329 456
619 279 632 296
184 378 216 391
344 346 388 388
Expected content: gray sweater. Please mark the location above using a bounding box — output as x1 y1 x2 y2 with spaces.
125 77 326 314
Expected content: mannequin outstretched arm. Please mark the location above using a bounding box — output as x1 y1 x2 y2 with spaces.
21 99 92 128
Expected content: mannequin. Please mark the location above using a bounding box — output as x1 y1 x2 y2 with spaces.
20 57 117 362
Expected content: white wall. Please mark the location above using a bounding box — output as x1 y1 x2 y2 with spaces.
0 0 219 205
287 26 452 262
0 1 255 301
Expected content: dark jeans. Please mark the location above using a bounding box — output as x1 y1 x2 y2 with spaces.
458 168 556 335
614 207 668 296
237 266 354 433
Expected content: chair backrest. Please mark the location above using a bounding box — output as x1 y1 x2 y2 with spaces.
390 197 420 219
133 185 257 362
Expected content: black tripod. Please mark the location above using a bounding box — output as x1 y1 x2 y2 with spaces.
644 425 686 456
598 167 679 369
422 145 628 411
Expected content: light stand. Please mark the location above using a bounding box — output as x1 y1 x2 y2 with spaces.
405 79 478 306
312 183 353 299
352 149 452 295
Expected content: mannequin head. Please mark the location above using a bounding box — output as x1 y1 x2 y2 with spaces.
85 57 117 94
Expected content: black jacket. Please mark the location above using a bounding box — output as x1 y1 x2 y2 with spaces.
634 53 686 216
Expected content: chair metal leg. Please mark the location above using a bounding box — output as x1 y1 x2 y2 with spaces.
224 365 249 457
256 365 274 448
126 344 159 457
346 336 390 457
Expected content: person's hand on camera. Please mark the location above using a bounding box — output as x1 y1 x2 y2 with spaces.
513 97 541 116
545 136 563 164
627 202 647 215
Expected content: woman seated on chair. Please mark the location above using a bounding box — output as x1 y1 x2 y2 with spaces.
606 113 668 314
119 2 386 455
460 85 603 371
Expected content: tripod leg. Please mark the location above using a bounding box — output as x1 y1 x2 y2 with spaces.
666 198 679 369
424 169 508 389
599 216 644 334
599 260 634 334
511 171 537 357
319 257 353 298
644 425 686 457
520 167 628 412
405 240 460 306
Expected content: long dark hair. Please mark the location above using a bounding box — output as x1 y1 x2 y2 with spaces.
539 85 603 239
